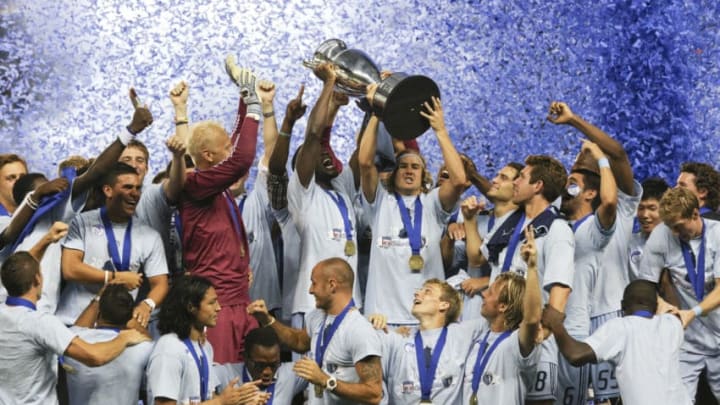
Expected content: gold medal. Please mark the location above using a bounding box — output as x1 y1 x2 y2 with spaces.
469 393 478 405
314 384 324 398
344 240 356 257
409 254 424 272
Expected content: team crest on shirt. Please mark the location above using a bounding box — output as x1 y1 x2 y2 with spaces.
482 372 496 385
247 231 255 244
629 249 642 264
327 363 338 373
404 342 415 352
441 375 453 388
92 225 105 236
401 381 415 394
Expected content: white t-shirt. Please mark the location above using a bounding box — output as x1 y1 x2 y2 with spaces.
305 307 382 405
272 205 301 322
0 304 76 405
461 324 540 405
56 208 169 325
65 327 152 405
213 362 307 404
363 185 454 324
627 231 647 281
380 320 483 404
584 314 692 405
288 172 360 314
638 220 720 353
134 182 174 271
243 168 281 311
146 333 219 404
591 180 642 317
565 214 614 338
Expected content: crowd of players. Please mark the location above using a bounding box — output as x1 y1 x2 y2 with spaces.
0 55 719 405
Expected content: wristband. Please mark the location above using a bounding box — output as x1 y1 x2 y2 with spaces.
143 298 157 311
598 157 610 169
118 128 136 145
264 316 276 327
262 110 275 118
692 305 703 317
104 270 109 285
25 194 39 210
175 120 188 126
279 130 291 138
92 295 101 303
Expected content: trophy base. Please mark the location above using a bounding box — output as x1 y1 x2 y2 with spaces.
373 73 441 140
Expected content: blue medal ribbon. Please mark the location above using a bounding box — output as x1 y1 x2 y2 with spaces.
183 338 210 401
414 327 448 401
225 191 243 237
323 189 353 243
572 213 593 233
680 220 706 301
631 310 653 318
501 213 526 272
100 206 132 271
471 330 512 394
699 207 712 216
0 204 8 217
315 299 355 366
487 213 496 234
242 366 276 405
5 296 36 311
96 326 121 333
394 193 423 256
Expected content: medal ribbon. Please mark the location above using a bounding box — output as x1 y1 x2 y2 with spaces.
394 193 423 256
501 213 526 272
680 220 706 301
415 327 448 401
100 206 132 271
5 296 36 311
471 330 512 395
631 310 653 318
323 189 353 243
315 299 355 366
183 339 210 401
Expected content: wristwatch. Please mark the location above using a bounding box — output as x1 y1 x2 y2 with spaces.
143 298 156 311
325 376 337 392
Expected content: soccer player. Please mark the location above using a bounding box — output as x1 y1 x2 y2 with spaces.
248 257 383 404
627 177 669 280
542 280 692 405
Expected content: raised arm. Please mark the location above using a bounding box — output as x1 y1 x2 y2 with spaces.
541 305 597 366
269 85 306 177
295 63 336 188
582 140 618 229
519 226 542 356
420 97 466 212
29 221 68 262
161 81 190 203
73 88 153 199
247 299 311 353
0 178 69 248
258 80 278 168
358 109 380 203
547 101 634 195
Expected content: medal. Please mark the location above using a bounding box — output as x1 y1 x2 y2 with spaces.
344 240 356 257
409 254 424 272
470 393 478 405
314 384 324 398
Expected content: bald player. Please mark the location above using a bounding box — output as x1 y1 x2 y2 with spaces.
248 257 383 405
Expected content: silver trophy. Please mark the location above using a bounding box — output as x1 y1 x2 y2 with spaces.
303 39 440 140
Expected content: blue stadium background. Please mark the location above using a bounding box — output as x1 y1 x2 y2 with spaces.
2 0 719 186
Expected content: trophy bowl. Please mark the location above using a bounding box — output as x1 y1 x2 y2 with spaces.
304 39 440 140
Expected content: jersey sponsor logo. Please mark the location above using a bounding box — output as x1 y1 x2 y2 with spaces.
328 228 347 241
402 381 415 394
482 372 496 385
247 231 255 244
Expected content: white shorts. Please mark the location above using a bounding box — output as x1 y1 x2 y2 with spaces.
590 310 622 401
525 335 559 401
557 347 590 405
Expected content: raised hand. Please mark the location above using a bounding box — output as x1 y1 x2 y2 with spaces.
285 84 307 123
460 277 489 297
34 177 70 199
169 81 189 107
47 221 69 243
419 96 446 132
546 101 575 125
257 79 276 105
580 139 606 161
127 88 153 135
520 225 537 267
460 195 484 220
246 299 272 326
331 91 349 107
313 62 337 84
165 134 186 157
541 304 565 331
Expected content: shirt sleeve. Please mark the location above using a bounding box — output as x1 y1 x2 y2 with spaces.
287 170 315 229
29 312 76 356
428 187 454 226
147 351 185 401
588 213 615 250
542 220 575 291
61 214 87 252
143 230 169 278
637 224 668 282
583 318 625 365
348 317 383 364
509 330 541 371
